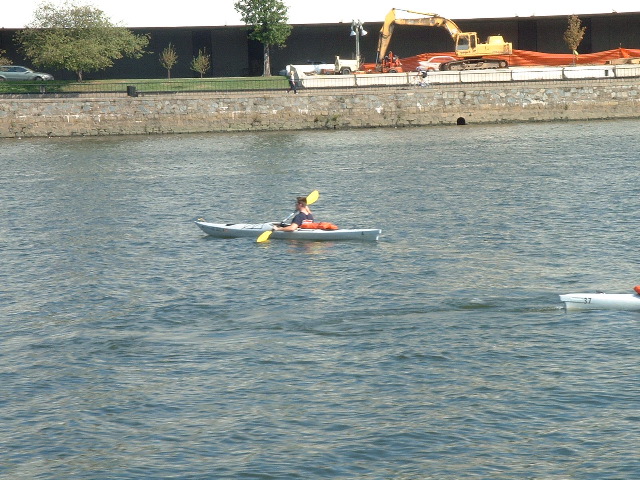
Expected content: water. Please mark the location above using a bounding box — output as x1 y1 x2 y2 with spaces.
2 120 639 479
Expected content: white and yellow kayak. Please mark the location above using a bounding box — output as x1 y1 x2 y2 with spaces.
560 286 640 311
195 220 381 242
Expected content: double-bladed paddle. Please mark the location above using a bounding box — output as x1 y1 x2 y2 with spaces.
257 190 319 243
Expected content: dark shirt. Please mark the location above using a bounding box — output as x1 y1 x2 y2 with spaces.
292 212 314 226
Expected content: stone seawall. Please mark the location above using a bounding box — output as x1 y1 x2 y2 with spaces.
1 79 639 138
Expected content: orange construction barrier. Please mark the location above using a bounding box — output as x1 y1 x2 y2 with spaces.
398 47 640 71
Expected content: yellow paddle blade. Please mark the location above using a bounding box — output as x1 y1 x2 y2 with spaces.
256 230 273 243
306 190 319 205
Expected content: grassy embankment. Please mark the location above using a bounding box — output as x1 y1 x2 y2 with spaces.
0 76 288 94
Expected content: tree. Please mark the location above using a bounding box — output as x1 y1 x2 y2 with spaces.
234 0 292 76
0 49 12 65
15 1 149 81
160 43 178 79
190 48 211 78
563 15 586 65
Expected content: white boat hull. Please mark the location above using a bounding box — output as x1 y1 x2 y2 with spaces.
559 292 640 311
195 220 381 242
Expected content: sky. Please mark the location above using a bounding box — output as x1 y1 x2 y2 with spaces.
2 1 638 28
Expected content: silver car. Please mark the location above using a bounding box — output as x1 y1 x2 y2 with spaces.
0 65 54 81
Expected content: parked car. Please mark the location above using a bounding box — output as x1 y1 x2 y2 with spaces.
416 56 457 72
0 65 54 81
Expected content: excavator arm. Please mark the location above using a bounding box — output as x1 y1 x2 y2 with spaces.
377 8 463 62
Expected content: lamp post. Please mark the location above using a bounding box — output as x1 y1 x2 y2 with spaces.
350 19 367 68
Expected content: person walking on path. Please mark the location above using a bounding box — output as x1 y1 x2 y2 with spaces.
288 68 298 94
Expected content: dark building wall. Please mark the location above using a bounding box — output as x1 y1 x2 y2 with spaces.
534 18 567 53
516 20 538 52
268 23 384 72
87 26 249 79
590 13 640 51
0 28 22 63
114 28 195 80
209 27 249 77
1 12 639 79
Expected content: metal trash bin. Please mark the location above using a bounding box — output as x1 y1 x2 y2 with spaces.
126 85 138 97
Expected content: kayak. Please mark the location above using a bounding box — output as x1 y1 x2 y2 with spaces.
559 289 640 311
195 220 381 242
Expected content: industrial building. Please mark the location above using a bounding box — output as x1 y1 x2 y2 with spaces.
1 11 639 80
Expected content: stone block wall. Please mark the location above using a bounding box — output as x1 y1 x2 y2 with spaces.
1 79 639 138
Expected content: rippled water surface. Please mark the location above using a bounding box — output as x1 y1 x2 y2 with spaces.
2 120 639 479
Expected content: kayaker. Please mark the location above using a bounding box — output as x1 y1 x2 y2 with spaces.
272 196 313 232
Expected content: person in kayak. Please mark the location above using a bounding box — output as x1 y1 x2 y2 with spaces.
272 196 314 232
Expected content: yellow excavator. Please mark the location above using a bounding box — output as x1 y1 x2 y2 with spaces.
377 8 512 70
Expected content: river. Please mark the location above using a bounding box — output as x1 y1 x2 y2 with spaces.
1 120 639 479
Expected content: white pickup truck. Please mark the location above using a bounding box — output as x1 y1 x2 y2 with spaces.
334 56 360 75
279 61 334 77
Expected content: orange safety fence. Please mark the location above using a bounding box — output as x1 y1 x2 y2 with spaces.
397 48 640 71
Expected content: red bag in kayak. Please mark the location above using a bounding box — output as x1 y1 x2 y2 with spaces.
299 222 339 230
